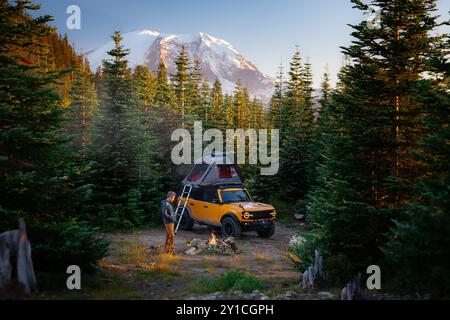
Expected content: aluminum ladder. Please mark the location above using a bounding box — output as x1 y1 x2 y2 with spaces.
174 184 193 235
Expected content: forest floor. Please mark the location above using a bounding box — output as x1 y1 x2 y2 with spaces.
36 220 344 300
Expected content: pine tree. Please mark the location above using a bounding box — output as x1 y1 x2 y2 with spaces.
154 59 174 110
277 48 315 200
383 41 450 296
309 66 333 190
320 65 331 107
304 0 446 281
210 78 225 127
0 0 74 228
133 65 156 114
66 58 99 150
188 58 203 120
287 47 303 104
131 65 164 225
89 31 144 228
302 57 314 115
269 62 285 128
172 45 191 127
224 94 235 128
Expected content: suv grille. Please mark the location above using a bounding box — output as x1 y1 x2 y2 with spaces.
247 210 275 220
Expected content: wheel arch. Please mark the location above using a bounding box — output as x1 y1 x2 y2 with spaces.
220 212 240 224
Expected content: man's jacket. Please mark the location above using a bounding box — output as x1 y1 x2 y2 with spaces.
161 199 175 224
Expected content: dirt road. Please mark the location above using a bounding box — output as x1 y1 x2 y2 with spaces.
102 222 304 299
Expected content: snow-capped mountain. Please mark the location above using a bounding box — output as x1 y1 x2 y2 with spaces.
87 30 275 102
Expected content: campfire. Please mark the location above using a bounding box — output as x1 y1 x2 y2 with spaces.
185 231 237 256
209 231 218 246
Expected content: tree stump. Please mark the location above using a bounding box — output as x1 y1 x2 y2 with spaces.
340 274 369 300
0 219 37 295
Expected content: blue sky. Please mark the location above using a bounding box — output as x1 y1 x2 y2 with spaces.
34 0 449 88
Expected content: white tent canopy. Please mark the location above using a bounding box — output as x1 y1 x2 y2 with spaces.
182 152 244 186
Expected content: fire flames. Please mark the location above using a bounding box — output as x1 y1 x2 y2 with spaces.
208 231 217 247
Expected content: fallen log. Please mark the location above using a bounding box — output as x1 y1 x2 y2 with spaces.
0 219 37 295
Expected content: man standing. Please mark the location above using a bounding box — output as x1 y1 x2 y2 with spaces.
161 191 176 255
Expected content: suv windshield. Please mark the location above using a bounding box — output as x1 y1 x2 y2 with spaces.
221 189 250 203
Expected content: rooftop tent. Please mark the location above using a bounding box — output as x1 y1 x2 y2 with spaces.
182 152 244 186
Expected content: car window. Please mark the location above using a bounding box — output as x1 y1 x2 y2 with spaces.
197 188 218 203
190 188 204 201
221 189 250 203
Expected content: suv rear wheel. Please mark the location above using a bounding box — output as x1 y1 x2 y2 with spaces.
177 207 194 231
257 223 275 238
221 216 241 238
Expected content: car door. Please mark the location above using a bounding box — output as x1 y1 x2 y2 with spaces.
202 188 223 226
186 188 210 224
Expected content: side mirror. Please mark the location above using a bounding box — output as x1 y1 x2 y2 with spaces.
252 196 259 202
212 199 222 204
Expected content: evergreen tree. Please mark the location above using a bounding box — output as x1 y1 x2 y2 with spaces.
320 66 331 107
302 57 314 115
287 47 304 104
154 59 174 110
304 0 446 281
188 58 203 120
133 65 156 114
66 58 99 150
309 66 333 191
172 45 191 127
277 48 315 200
224 94 235 128
0 0 73 227
269 62 285 128
200 79 211 126
210 78 225 127
131 65 164 225
383 42 450 297
89 31 144 229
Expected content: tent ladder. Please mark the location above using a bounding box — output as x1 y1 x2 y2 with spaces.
174 184 193 235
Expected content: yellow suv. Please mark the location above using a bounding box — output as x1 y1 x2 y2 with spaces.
177 185 276 238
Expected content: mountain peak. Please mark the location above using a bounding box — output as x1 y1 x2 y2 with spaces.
138 29 160 37
87 29 274 102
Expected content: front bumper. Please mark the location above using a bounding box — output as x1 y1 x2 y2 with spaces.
241 219 275 231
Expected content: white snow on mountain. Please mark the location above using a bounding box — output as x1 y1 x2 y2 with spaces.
87 29 275 103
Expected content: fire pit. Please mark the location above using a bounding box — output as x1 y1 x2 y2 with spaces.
185 231 237 256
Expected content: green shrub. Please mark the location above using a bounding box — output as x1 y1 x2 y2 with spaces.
28 220 110 273
288 231 321 271
195 270 263 294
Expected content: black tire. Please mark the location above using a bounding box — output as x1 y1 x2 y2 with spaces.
257 223 275 238
178 207 194 231
221 216 241 238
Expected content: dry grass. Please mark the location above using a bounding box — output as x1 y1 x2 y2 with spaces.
157 253 180 264
120 242 151 265
227 254 245 268
253 252 273 264
205 267 215 273
116 242 180 275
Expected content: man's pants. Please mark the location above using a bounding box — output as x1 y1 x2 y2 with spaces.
165 223 175 254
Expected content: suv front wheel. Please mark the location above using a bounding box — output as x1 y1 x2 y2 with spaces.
221 216 241 238
257 223 275 238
